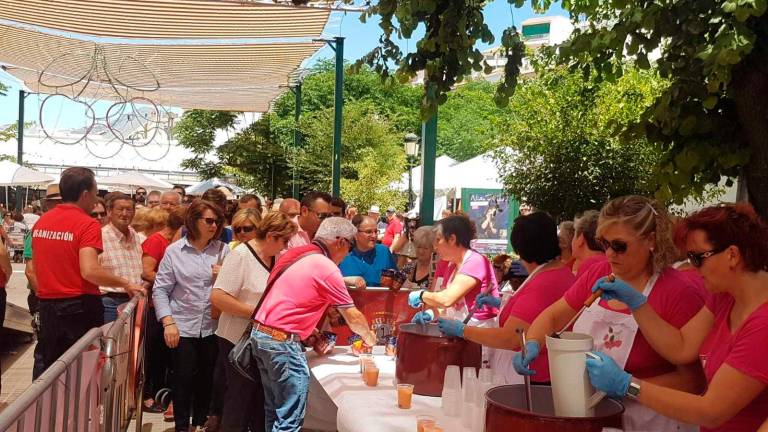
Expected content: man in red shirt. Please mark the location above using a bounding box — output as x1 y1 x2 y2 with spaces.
381 207 403 248
32 167 145 373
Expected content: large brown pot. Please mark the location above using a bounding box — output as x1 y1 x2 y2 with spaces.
395 323 481 396
485 385 624 432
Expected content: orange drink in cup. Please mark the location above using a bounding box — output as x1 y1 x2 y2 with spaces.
416 415 436 432
397 383 414 409
359 353 373 373
422 425 443 432
364 365 380 386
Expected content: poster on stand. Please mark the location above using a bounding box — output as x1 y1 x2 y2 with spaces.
460 188 519 255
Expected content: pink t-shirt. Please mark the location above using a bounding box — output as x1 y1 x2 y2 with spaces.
254 254 354 339
564 263 704 378
575 254 608 279
443 250 499 321
677 267 710 302
699 294 768 432
501 265 576 382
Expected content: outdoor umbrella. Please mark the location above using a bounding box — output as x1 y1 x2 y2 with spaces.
0 160 55 186
185 178 245 196
99 171 174 191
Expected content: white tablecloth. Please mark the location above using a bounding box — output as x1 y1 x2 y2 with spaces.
305 347 472 432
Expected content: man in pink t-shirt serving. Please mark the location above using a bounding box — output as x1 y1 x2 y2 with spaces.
252 217 376 431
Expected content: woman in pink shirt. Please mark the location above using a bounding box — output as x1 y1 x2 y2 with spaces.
408 215 500 326
586 203 768 431
437 212 574 384
518 196 706 432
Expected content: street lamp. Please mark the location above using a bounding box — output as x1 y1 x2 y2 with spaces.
404 133 420 211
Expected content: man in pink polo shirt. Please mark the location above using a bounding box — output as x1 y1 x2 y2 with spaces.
252 217 375 431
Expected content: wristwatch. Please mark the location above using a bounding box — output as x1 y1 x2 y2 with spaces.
627 377 641 399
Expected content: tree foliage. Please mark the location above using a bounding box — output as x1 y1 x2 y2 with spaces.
492 66 665 219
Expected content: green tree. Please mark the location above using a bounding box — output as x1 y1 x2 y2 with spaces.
358 0 768 217
492 67 665 219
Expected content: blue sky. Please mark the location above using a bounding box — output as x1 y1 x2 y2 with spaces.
0 0 566 128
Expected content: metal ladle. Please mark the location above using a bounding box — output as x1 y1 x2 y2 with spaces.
516 328 533 411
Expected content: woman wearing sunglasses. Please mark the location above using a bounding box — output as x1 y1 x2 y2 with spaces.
517 195 706 432
583 203 768 431
152 199 230 432
228 208 262 250
210 211 297 431
339 214 398 288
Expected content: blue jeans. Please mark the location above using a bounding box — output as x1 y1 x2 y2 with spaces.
101 295 129 323
252 329 309 432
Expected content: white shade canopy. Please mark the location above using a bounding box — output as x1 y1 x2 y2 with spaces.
0 160 55 186
185 178 245 196
99 171 174 190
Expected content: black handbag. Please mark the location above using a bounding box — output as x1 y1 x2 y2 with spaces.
228 246 319 381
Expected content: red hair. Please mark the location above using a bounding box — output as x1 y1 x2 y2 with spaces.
674 203 768 272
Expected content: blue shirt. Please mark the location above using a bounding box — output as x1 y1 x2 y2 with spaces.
339 244 397 286
153 237 230 338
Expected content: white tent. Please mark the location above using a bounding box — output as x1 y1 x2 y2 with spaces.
185 178 246 196
396 155 458 193
0 160 55 186
439 152 504 193
99 171 174 191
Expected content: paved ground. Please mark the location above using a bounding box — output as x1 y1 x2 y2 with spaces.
1 263 35 413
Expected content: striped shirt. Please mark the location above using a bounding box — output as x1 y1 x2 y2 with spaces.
99 223 143 294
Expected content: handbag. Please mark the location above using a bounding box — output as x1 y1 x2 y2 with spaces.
228 245 319 381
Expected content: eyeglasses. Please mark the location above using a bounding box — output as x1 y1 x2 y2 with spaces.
597 237 629 254
338 237 354 252
91 211 107 217
201 217 222 226
687 246 728 268
234 225 255 234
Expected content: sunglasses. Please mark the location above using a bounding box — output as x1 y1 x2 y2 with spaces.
91 211 107 217
315 211 333 221
135 192 146 195
687 246 727 268
234 225 255 234
201 217 222 226
597 237 629 254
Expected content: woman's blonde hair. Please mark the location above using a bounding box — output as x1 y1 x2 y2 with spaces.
131 207 150 233
231 208 262 229
256 211 297 240
144 208 169 232
412 225 435 249
597 195 676 273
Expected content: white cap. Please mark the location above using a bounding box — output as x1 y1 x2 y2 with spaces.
368 205 380 214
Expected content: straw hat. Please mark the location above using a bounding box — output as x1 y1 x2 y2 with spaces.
45 184 62 201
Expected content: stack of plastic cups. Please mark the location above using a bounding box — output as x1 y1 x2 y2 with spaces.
441 365 462 416
477 368 494 430
461 367 478 429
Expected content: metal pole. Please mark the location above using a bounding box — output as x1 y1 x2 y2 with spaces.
331 37 345 196
407 161 413 211
17 90 26 211
419 110 438 225
293 82 302 199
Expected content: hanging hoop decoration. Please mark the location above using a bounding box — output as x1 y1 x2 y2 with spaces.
106 97 161 147
132 127 172 161
38 49 97 92
39 94 96 145
85 133 125 160
104 51 161 95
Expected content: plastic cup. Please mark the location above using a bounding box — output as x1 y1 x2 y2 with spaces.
443 365 461 392
462 366 477 383
397 383 414 409
359 353 374 373
478 368 493 384
364 366 380 387
416 415 436 432
422 425 444 432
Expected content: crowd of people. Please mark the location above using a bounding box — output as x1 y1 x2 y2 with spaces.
0 165 766 432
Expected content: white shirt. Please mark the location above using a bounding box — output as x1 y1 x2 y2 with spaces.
213 242 272 344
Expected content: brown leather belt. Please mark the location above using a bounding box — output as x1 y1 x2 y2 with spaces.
253 321 300 342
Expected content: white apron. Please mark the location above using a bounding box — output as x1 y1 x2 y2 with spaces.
572 274 696 432
488 263 553 385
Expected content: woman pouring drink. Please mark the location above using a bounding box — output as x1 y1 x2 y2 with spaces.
408 215 499 327
516 195 706 432
437 212 575 384
585 203 768 431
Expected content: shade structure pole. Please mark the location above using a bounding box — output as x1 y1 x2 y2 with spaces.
292 82 302 199
331 36 344 197
419 106 438 225
17 90 26 210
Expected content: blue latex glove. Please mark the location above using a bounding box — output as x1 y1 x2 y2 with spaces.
408 290 425 308
512 340 540 376
585 351 631 398
437 318 465 338
475 292 501 309
592 277 647 310
411 310 434 324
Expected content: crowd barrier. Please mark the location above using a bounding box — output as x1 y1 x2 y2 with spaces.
0 294 147 432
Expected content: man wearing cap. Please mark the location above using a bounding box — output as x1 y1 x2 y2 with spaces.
381 207 403 248
32 167 146 375
24 183 62 378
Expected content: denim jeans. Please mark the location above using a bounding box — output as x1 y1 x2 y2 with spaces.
252 329 309 432
101 294 129 323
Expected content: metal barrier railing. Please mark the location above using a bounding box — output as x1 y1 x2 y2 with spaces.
0 294 147 432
